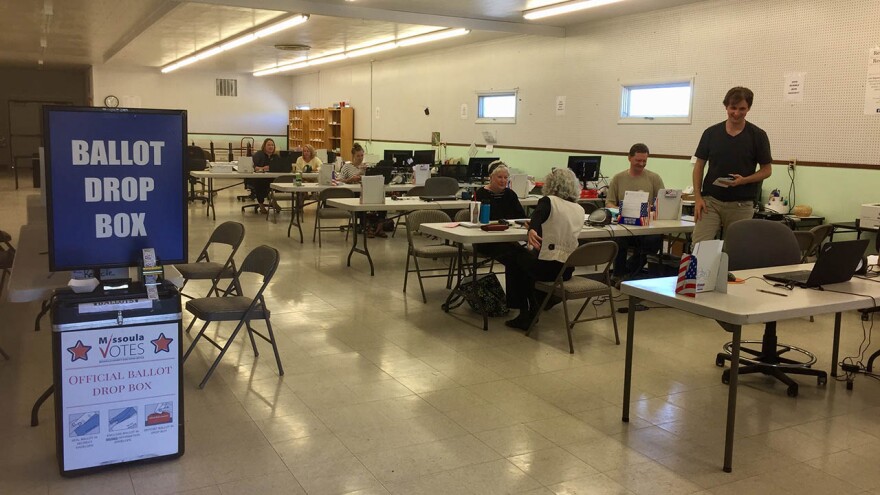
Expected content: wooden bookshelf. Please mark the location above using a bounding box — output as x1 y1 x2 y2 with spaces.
290 107 354 160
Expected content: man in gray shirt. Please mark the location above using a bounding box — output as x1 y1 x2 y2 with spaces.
606 143 665 283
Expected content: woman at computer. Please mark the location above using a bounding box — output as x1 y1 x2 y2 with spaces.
339 143 366 184
249 138 277 214
295 144 322 172
504 168 584 330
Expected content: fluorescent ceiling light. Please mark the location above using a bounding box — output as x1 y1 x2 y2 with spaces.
397 28 469 47
308 53 347 66
161 14 308 73
255 15 308 37
253 27 470 76
345 42 397 58
523 0 623 20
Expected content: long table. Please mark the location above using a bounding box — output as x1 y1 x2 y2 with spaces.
325 197 472 276
619 268 880 473
190 170 291 220
270 182 417 242
420 219 695 330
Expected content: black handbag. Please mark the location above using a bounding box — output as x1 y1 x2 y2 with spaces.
458 273 509 317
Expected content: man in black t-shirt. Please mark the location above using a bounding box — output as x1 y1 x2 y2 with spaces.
692 86 772 243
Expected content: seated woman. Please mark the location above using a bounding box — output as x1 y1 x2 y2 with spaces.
339 143 366 184
250 138 277 214
473 161 528 306
295 144 323 172
505 168 584 330
339 143 386 238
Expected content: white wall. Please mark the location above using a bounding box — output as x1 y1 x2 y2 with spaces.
291 0 880 166
91 66 294 135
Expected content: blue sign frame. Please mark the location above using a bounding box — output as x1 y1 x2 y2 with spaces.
44 106 188 271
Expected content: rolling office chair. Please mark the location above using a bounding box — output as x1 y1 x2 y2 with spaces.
422 177 459 197
186 146 209 203
716 219 827 397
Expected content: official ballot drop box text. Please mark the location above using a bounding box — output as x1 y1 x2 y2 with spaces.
51 283 184 476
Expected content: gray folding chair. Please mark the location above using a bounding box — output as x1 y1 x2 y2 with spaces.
794 224 834 263
716 219 826 397
313 188 354 247
404 210 457 303
392 185 426 237
526 240 620 353
174 221 245 299
267 175 295 223
183 245 282 389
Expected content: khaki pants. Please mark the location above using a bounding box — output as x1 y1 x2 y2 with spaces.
691 196 754 244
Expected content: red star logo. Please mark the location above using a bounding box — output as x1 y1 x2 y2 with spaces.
151 333 173 353
67 340 92 362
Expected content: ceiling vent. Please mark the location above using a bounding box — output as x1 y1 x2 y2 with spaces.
216 78 237 97
274 44 310 53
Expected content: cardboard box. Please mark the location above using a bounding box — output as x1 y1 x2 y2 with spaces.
860 203 880 230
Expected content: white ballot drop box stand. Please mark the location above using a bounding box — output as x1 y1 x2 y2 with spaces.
51 281 184 476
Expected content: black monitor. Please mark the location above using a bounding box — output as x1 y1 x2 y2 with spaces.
383 149 413 165
412 149 435 165
366 165 394 184
327 150 336 164
567 156 601 183
440 164 469 183
269 155 294 173
467 157 499 182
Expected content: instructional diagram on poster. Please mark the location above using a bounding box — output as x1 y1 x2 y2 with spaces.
59 322 179 471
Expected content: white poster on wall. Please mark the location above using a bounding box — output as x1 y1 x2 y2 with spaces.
460 104 468 119
784 72 805 102
59 322 180 471
556 96 566 115
864 46 880 115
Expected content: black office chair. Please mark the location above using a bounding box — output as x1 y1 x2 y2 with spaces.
0 230 13 359
186 146 208 203
423 177 459 197
716 219 827 397
183 245 282 389
859 233 880 373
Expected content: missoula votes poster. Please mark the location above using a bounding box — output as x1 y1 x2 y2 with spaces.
59 322 180 471
44 107 187 271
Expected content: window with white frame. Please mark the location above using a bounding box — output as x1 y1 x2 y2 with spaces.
477 91 517 123
619 79 693 124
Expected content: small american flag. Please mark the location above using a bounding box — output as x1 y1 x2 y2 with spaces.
676 254 697 297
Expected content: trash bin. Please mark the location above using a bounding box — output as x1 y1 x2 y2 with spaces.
51 281 184 476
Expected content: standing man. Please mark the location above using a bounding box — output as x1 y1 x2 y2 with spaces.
692 86 772 243
606 143 665 282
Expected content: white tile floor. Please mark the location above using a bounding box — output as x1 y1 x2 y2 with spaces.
1 176 879 495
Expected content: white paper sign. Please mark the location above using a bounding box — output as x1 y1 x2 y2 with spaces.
692 240 723 293
412 164 431 186
865 46 880 115
784 72 805 102
621 190 649 219
460 103 468 119
360 175 385 204
59 322 180 471
556 96 566 115
468 142 478 158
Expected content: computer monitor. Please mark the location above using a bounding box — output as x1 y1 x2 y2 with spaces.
279 150 303 163
383 150 413 165
439 164 469 183
366 165 394 184
567 156 601 183
327 150 337 164
268 155 294 173
412 150 436 165
467 157 499 182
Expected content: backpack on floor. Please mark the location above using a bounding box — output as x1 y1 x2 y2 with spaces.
459 273 509 317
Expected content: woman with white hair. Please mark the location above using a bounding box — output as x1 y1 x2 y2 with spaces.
474 161 525 221
505 168 584 330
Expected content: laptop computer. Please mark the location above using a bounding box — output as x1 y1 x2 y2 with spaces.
763 239 868 288
419 195 457 202
268 155 293 173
